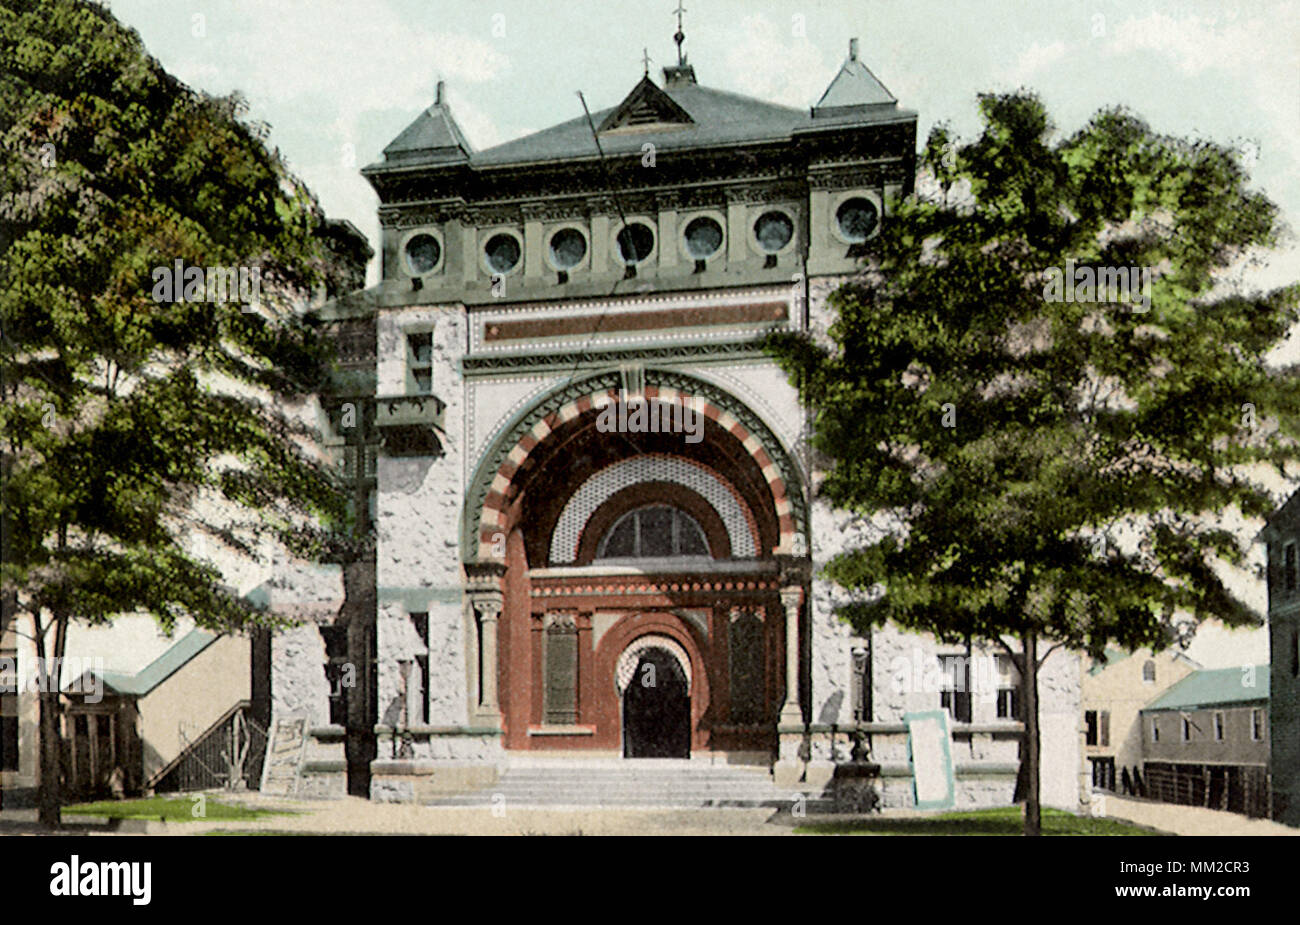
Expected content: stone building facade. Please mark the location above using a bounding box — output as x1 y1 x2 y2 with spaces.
285 38 1083 809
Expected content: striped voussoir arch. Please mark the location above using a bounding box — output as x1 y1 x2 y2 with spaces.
475 383 797 561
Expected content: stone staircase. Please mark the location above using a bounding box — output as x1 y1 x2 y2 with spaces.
423 760 830 809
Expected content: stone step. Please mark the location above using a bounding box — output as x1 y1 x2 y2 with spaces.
422 764 827 808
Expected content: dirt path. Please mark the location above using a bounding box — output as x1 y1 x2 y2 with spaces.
1098 794 1297 836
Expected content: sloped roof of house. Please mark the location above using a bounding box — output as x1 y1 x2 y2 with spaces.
88 629 219 697
1143 665 1269 711
1087 647 1130 676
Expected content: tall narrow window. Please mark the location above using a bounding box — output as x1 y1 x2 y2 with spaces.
0 694 18 772
1151 717 1160 743
321 625 349 727
729 611 765 724
1100 710 1110 747
1084 710 1098 746
1142 660 1156 683
410 612 430 725
1181 716 1191 742
543 615 578 725
1252 708 1265 741
407 331 434 395
996 654 1020 720
1285 542 1297 592
1213 711 1224 741
938 655 971 724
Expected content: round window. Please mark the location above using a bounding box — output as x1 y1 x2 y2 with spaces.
548 227 587 270
484 233 521 274
683 216 724 260
753 211 794 253
404 233 441 275
836 197 879 243
616 222 655 265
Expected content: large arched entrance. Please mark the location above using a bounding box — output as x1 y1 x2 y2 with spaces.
618 637 692 758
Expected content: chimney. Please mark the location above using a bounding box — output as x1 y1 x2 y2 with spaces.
435 79 445 105
849 37 858 61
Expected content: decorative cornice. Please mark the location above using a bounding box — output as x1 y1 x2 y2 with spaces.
533 577 782 598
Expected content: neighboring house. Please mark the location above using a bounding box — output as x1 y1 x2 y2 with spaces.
1081 646 1199 793
0 616 36 805
63 629 254 798
1261 489 1300 826
1139 665 1271 817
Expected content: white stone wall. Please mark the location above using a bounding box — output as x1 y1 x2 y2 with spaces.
271 624 330 726
374 304 472 728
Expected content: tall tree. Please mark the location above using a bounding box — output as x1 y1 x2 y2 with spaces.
0 0 347 825
768 92 1300 834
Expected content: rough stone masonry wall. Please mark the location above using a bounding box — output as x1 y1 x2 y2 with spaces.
270 624 331 727
375 304 470 730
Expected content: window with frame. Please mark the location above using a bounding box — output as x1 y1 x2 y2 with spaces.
411 612 430 725
995 653 1020 720
1252 708 1265 741
1213 711 1224 740
1181 716 1192 742
1084 709 1098 746
595 505 709 560
407 331 434 395
938 655 971 724
728 612 765 724
543 616 578 725
1151 717 1160 743
1285 541 1297 593
321 625 350 727
1142 660 1156 683
1 693 18 772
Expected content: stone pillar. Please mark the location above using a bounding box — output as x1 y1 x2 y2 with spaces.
779 587 802 724
472 595 502 729
774 585 806 788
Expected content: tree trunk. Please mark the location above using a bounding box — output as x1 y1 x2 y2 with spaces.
1021 629 1041 836
37 686 63 827
34 608 69 828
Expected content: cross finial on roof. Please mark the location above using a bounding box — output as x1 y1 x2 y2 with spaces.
673 1 687 66
642 47 651 76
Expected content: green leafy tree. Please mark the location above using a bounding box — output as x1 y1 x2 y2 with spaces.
1 0 348 825
769 92 1299 835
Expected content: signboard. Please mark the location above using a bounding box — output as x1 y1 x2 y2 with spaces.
904 709 956 810
260 715 308 796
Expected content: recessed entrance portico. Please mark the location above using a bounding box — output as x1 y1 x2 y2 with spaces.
617 635 693 758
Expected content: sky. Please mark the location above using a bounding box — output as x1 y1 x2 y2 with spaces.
105 0 1300 293
97 0 1299 667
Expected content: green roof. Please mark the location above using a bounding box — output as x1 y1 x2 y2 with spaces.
87 629 219 697
1143 665 1269 712
1088 647 1130 676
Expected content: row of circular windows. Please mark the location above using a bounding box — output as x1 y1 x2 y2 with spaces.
401 195 881 277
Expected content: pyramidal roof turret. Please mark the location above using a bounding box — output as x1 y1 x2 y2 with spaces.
379 80 473 166
812 38 897 118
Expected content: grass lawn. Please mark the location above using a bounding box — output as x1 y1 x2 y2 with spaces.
65 795 289 823
795 806 1163 836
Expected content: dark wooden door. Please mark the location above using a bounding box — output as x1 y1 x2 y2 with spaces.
623 650 690 758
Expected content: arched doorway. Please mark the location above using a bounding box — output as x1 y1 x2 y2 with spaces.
618 640 691 758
